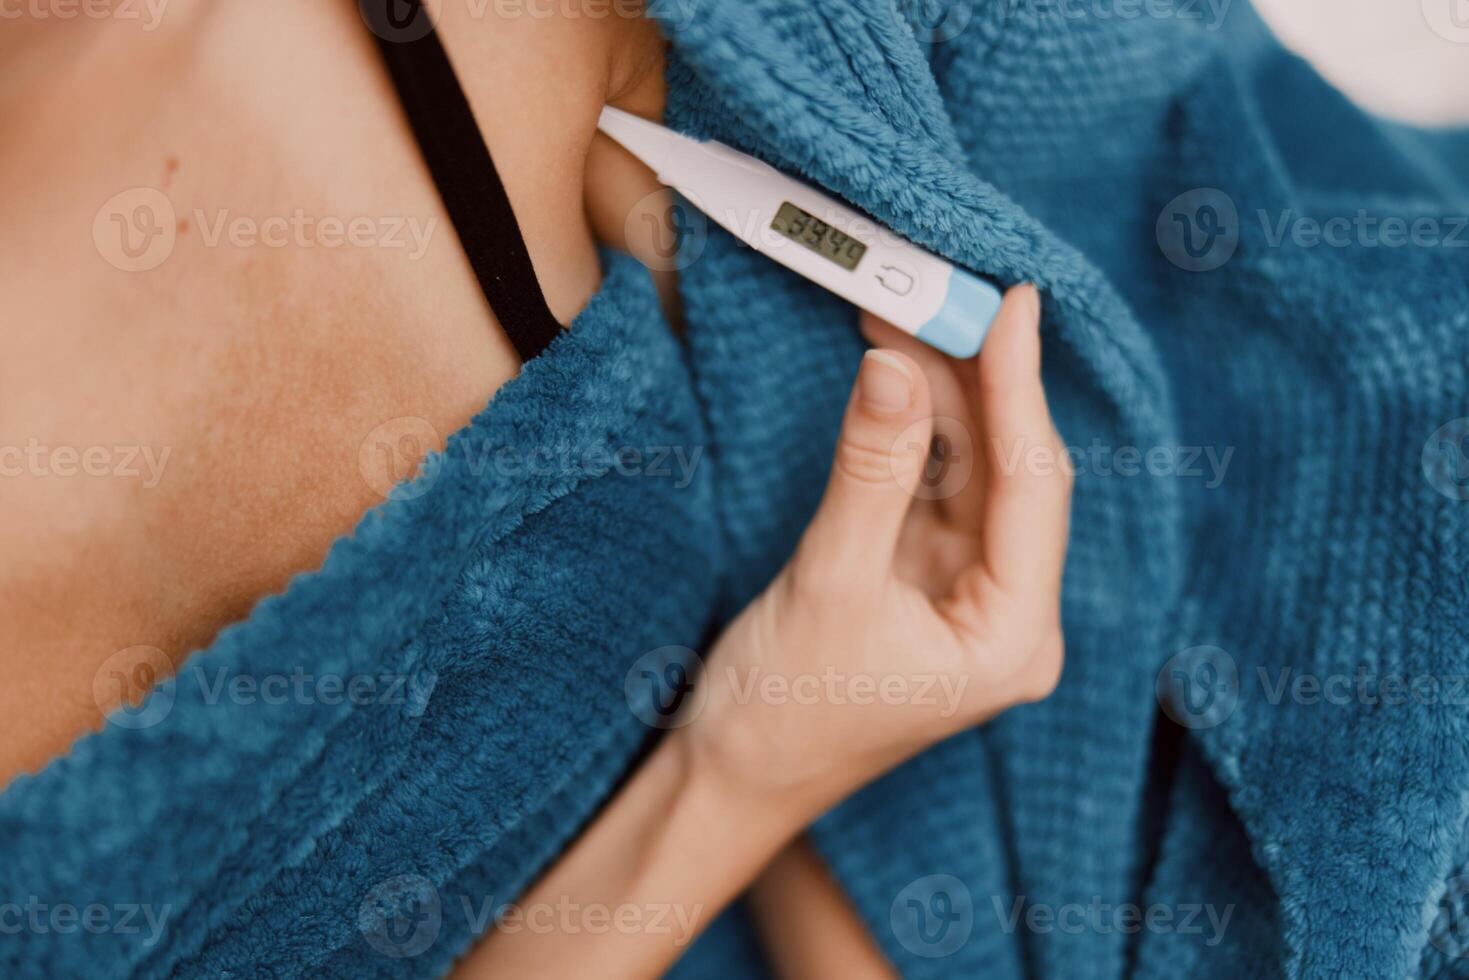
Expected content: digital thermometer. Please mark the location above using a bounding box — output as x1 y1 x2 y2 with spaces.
598 106 1003 359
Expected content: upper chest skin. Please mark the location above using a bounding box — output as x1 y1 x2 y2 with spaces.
0 0 668 783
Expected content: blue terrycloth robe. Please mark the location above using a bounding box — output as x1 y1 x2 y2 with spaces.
4 1 1468 976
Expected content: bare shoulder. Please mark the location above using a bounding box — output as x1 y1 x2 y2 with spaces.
0 0 664 781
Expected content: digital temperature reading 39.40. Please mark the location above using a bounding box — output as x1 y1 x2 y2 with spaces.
770 201 868 271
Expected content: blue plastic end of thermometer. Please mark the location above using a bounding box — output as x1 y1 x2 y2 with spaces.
915 267 1004 359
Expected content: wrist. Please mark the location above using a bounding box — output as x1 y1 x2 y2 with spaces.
676 587 917 827
673 691 869 834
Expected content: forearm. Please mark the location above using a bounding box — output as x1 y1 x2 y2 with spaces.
452 729 819 979
748 838 897 980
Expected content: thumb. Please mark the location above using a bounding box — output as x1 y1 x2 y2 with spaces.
794 349 933 590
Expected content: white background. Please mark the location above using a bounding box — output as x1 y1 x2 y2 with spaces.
1253 0 1469 124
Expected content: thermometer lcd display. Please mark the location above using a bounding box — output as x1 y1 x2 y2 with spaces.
771 201 867 271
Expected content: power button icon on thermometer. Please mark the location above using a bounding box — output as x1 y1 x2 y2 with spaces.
876 264 916 297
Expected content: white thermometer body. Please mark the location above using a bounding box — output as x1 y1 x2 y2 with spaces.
597 106 1002 359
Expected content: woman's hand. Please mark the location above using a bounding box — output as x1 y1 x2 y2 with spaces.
456 284 1068 979
691 283 1071 813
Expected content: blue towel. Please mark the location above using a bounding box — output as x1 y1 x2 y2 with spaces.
4 1 1468 977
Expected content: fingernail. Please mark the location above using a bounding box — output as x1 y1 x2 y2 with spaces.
859 350 913 412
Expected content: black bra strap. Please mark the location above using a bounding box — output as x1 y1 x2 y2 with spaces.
368 2 564 362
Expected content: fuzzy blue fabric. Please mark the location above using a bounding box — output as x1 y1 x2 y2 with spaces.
4 1 1468 977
